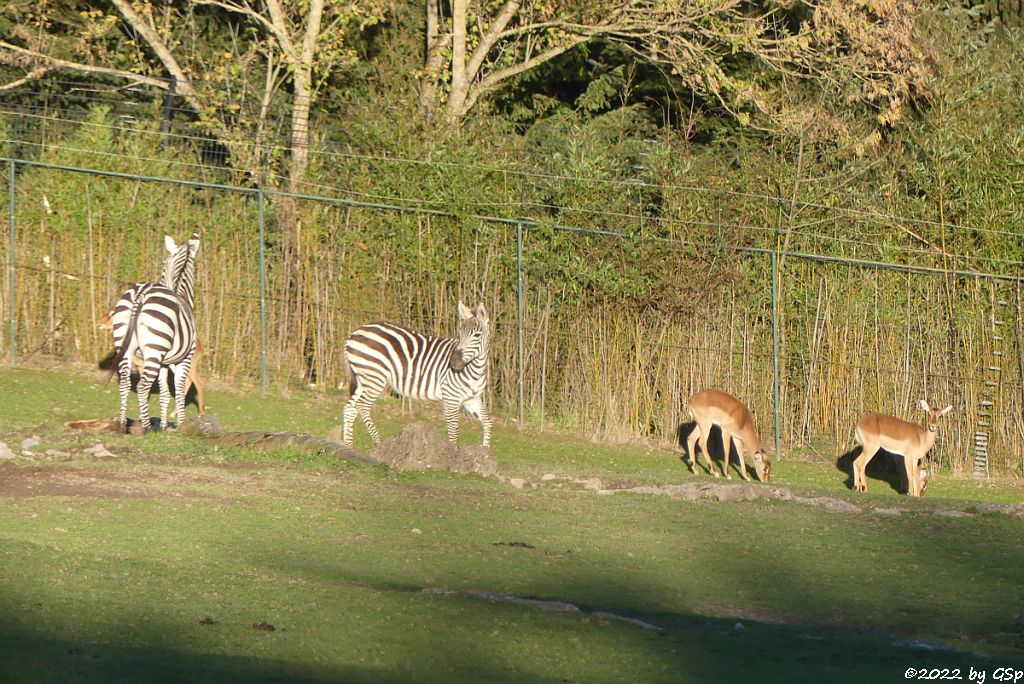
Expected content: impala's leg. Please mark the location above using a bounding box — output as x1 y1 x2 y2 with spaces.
732 436 752 481
187 367 206 416
696 420 718 477
462 396 492 447
719 428 734 480
852 441 877 492
906 456 923 497
685 425 701 473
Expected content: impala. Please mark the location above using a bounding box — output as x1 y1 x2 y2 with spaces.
684 389 771 482
99 310 206 417
852 400 951 497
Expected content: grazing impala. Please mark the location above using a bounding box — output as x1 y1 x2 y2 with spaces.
685 389 771 482
852 401 951 497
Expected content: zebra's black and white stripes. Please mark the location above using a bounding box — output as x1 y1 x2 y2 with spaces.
112 233 200 432
342 301 493 447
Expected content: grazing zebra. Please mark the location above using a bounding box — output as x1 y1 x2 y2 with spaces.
342 301 493 448
112 233 200 432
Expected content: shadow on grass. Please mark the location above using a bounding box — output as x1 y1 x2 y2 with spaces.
836 445 913 494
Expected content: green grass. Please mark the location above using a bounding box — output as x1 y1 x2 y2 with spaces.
1 364 1022 682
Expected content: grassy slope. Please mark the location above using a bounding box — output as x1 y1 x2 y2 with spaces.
0 365 1022 683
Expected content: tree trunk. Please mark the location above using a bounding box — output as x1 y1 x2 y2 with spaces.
446 0 469 122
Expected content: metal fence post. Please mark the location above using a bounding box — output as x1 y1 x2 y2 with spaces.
257 176 268 394
8 158 15 367
771 250 782 460
516 220 525 428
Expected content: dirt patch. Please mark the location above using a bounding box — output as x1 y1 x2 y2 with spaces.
371 422 497 476
0 462 158 499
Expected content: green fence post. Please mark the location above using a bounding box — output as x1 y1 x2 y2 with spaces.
8 158 15 367
257 179 268 394
771 250 782 460
516 220 525 429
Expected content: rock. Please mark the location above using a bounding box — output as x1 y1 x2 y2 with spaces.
84 443 117 459
180 414 225 439
21 436 41 450
0 442 15 459
540 473 558 482
326 425 344 444
582 478 603 491
794 496 861 514
370 422 497 477
411 528 422 535
874 507 902 516
934 510 973 518
976 503 1024 518
734 622 745 631
44 450 72 460
509 478 527 489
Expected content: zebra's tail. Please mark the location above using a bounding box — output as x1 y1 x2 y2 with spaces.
107 294 144 378
344 357 357 397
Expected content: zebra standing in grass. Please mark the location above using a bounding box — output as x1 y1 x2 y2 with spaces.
342 301 493 448
112 233 200 432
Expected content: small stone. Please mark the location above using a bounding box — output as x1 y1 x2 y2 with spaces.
411 528 422 535
540 473 558 482
874 507 902 516
83 443 117 459
934 510 973 518
0 442 14 459
583 478 603 491
509 478 527 489
734 622 745 630
21 436 40 450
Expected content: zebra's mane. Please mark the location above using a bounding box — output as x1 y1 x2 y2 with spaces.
161 234 199 297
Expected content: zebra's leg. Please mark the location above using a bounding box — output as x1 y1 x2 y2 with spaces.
443 396 462 444
344 379 385 446
157 366 171 429
135 358 161 432
171 356 193 428
462 396 493 447
118 355 133 433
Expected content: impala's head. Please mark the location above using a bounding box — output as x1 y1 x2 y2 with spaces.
919 400 953 432
450 301 490 371
752 449 772 482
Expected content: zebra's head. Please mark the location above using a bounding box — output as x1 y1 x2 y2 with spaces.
162 233 200 296
450 301 490 371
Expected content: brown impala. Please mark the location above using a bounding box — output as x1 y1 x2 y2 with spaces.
684 389 772 482
852 400 951 497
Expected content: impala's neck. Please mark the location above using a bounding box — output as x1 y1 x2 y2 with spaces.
734 419 763 453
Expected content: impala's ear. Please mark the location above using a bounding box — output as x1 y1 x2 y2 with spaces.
919 399 931 412
165 235 179 253
474 303 488 322
458 301 473 321
939 404 953 416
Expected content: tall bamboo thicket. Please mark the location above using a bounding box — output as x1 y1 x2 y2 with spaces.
1 29 1023 476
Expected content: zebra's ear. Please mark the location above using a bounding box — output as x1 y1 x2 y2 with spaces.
458 301 473 321
188 234 200 253
165 235 179 253
474 303 488 322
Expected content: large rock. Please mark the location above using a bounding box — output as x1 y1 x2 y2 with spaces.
371 422 497 477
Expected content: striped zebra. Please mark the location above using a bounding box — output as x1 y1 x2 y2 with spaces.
342 301 493 448
111 233 200 432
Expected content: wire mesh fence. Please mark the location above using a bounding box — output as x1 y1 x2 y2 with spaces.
1 101 1022 478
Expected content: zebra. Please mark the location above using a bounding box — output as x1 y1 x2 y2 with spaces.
111 233 200 433
342 301 493 448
